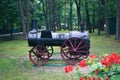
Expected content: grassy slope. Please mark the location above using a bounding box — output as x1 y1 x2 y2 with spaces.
0 31 120 80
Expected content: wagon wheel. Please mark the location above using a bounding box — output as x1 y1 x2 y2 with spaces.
61 37 89 65
29 45 50 66
46 46 53 58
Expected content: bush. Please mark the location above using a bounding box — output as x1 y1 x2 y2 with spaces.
64 52 120 80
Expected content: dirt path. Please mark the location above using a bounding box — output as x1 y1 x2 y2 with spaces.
19 54 66 73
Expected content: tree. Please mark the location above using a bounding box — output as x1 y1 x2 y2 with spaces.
100 0 105 31
8 0 14 39
25 0 30 34
69 0 73 30
41 0 49 29
74 0 81 29
116 0 120 41
0 0 19 38
51 0 56 31
18 0 27 38
105 0 110 37
85 0 92 33
98 0 101 35
91 0 97 32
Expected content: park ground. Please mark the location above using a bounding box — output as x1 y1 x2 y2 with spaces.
0 30 120 80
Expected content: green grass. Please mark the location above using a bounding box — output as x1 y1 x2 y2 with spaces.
0 31 120 80
90 31 120 55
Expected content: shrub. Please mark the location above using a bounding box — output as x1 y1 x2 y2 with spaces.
64 52 120 80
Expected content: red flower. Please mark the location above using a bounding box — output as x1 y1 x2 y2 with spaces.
87 77 92 80
89 54 97 59
97 77 101 80
108 52 119 64
78 60 87 68
110 52 120 64
80 76 85 80
64 65 73 73
101 53 120 66
92 76 96 80
117 55 120 64
101 57 111 67
105 76 109 80
94 69 99 74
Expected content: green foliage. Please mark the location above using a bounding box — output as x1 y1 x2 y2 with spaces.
0 0 117 33
110 75 120 80
0 0 21 35
108 0 117 18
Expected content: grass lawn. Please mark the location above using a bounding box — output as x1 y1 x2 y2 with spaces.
0 31 120 80
90 31 120 55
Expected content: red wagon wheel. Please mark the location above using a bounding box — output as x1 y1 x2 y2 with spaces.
29 45 50 66
61 37 89 65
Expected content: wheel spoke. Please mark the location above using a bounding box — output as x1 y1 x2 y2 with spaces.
68 39 74 49
63 47 69 52
64 43 72 49
77 50 89 53
64 52 70 56
43 50 48 53
74 38 77 48
33 56 37 61
76 40 83 49
77 45 87 50
31 54 36 57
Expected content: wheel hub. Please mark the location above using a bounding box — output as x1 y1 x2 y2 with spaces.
73 48 76 52
36 54 41 58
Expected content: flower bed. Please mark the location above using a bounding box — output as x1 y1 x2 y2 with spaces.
64 52 120 80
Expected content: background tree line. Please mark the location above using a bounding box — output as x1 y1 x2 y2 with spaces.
0 0 120 41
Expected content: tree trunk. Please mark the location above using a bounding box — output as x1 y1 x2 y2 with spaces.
101 0 105 31
25 0 30 34
30 0 35 19
105 0 110 37
58 13 61 31
51 0 56 31
41 0 48 29
8 0 14 39
48 0 52 30
92 2 96 33
69 0 73 31
75 0 81 29
116 0 120 41
98 0 101 35
18 0 27 39
85 0 92 33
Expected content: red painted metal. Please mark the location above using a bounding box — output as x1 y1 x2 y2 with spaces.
61 37 89 65
29 45 49 66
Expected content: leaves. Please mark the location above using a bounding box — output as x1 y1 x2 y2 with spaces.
64 53 120 80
